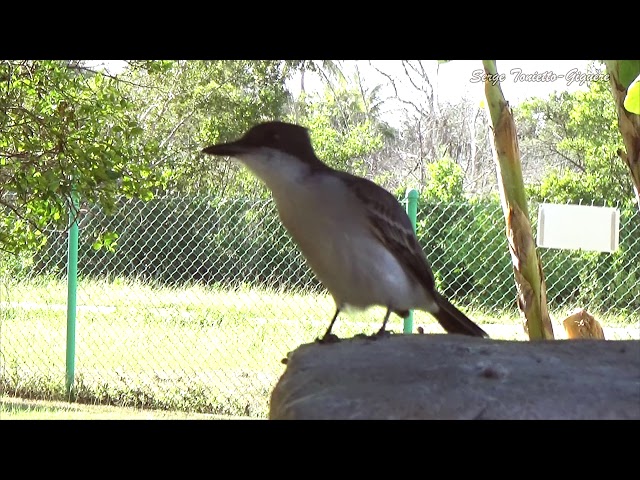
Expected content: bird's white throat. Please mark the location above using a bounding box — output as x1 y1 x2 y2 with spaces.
236 148 315 193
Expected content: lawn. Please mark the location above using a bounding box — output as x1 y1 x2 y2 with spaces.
0 396 247 419
1 276 637 418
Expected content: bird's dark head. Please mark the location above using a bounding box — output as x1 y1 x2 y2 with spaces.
202 121 319 164
202 121 327 189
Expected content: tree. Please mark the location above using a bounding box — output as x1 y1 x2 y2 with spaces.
515 70 631 205
604 60 640 211
0 60 163 254
421 157 465 203
369 60 494 195
288 81 386 179
292 60 345 97
121 60 293 197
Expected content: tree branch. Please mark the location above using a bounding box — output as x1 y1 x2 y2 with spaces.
65 64 157 89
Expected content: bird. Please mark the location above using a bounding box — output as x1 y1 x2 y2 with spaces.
202 121 489 342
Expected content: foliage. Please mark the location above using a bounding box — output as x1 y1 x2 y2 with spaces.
617 61 640 89
0 60 164 254
536 201 639 312
4 59 637 317
515 72 632 205
416 197 513 308
33 195 322 291
288 82 386 177
421 157 465 202
121 60 293 197
0 249 33 278
367 60 493 195
29 190 639 316
528 168 608 205
415 196 640 313
624 74 640 114
0 59 390 255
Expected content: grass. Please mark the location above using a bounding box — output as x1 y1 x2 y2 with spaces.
1 276 638 418
0 396 253 419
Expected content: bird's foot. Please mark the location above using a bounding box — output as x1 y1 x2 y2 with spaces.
370 329 392 340
281 350 291 364
316 333 341 344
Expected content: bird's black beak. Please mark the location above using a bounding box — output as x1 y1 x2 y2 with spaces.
202 140 251 157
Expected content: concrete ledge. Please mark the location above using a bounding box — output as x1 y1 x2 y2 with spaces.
270 334 640 420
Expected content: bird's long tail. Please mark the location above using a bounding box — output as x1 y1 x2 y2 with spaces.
432 292 489 338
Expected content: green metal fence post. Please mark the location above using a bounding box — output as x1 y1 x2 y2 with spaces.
405 189 419 334
66 191 79 397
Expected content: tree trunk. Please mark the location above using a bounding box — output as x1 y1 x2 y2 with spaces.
482 60 554 341
604 61 640 212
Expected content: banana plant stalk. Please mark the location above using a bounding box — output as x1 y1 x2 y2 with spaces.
604 60 640 215
482 60 554 340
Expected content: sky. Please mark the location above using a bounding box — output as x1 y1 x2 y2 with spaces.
289 60 595 127
352 60 592 102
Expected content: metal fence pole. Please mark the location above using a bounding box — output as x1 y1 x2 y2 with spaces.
404 189 419 334
66 191 79 397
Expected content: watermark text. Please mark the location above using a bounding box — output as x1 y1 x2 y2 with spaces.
470 67 609 87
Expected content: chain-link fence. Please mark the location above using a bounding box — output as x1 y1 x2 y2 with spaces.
1 194 638 417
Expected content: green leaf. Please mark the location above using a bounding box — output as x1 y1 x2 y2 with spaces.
623 74 640 114
619 60 640 89
102 231 119 252
100 169 120 181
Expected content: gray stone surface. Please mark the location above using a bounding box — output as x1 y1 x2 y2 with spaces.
270 334 640 419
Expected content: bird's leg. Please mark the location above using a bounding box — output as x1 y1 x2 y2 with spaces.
317 308 341 344
374 308 393 338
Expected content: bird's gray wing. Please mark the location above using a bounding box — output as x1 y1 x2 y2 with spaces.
340 174 487 337
340 173 436 292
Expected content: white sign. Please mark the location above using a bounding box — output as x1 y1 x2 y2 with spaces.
537 203 620 252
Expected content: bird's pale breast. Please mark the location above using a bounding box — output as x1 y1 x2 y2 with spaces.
273 175 436 313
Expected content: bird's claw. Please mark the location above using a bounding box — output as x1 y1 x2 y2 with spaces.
372 329 392 340
316 333 341 344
